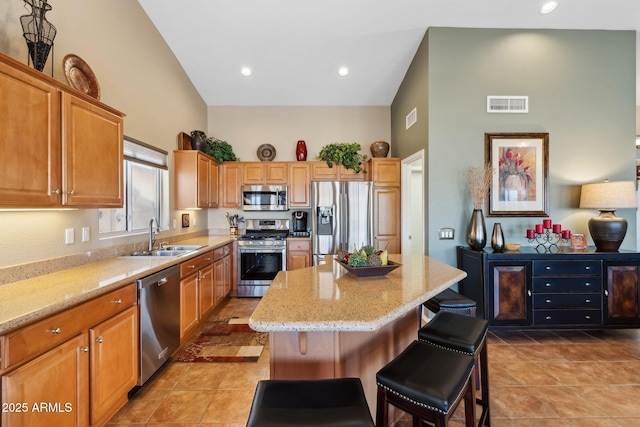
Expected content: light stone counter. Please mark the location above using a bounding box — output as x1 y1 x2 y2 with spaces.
248 254 466 420
0 236 235 334
249 253 467 332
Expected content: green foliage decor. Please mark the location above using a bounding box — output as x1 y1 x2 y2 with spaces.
205 137 239 163
317 142 368 173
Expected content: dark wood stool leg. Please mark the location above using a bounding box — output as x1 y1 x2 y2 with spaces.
477 340 490 426
376 385 387 427
465 369 477 427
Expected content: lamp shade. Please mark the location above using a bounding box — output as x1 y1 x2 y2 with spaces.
579 180 637 251
579 181 637 209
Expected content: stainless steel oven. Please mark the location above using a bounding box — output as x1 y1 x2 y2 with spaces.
237 219 288 297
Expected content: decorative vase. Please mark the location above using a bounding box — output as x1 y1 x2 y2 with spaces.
296 140 307 161
491 223 505 252
370 141 390 158
190 130 207 152
504 174 526 201
467 209 487 251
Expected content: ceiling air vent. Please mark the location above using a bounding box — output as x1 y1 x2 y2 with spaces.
406 107 417 129
487 96 528 113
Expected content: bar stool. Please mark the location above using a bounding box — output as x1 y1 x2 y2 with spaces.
423 288 477 317
246 378 374 427
418 311 490 427
376 340 476 427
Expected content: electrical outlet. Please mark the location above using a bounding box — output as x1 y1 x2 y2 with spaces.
65 228 75 245
192 216 197 226
172 218 177 229
438 228 455 240
82 227 90 242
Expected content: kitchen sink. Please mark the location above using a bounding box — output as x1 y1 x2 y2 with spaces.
122 244 206 258
160 245 206 251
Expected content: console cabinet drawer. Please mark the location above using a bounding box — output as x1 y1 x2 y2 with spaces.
533 260 601 276
532 277 602 293
533 309 601 326
180 251 214 277
533 293 601 309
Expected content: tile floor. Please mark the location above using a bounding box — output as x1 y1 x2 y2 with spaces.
107 298 640 426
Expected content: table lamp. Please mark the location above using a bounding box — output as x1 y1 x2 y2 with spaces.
579 180 637 251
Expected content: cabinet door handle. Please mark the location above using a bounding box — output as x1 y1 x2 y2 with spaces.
545 315 552 320
205 257 212 261
81 347 89 353
585 299 591 303
187 265 195 269
605 290 609 297
48 328 62 334
96 337 103 344
545 299 551 303
545 283 551 287
585 315 592 319
585 266 591 270
112 298 123 304
68 190 75 195
52 189 60 194
527 290 532 297
584 282 591 287
545 266 551 270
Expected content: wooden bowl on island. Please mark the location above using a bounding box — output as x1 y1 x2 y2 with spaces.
504 243 521 251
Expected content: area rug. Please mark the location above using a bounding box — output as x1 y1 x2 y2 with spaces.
174 317 268 363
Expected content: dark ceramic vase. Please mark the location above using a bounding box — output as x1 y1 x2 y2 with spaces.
467 209 487 251
296 140 307 161
190 130 207 152
491 223 505 252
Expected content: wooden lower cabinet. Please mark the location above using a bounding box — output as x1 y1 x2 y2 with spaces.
89 306 138 426
488 262 531 326
1 284 137 427
604 261 640 325
287 239 312 270
180 269 201 341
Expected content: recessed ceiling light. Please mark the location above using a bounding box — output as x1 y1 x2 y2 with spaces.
540 1 558 14
240 67 252 77
338 67 349 77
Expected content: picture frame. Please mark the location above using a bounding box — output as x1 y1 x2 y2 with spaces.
485 132 549 217
182 213 190 228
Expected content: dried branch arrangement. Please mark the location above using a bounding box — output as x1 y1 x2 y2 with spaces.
466 164 494 210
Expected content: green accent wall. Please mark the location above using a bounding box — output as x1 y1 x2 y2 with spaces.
392 28 637 264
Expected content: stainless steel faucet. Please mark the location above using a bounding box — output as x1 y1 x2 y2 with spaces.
149 217 160 251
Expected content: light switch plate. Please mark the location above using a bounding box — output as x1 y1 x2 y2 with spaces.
65 228 75 245
82 227 90 242
438 228 455 240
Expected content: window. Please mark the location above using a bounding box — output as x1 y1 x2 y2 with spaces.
99 137 169 237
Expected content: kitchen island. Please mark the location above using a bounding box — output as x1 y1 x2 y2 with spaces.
249 254 467 416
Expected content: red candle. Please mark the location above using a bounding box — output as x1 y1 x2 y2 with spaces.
562 230 571 239
535 224 544 234
552 224 562 234
543 219 552 229
526 229 535 239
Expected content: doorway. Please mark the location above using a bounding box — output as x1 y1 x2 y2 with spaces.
401 150 425 255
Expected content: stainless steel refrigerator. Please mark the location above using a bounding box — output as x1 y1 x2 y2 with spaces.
312 181 373 265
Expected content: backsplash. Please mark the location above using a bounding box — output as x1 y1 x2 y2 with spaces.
0 230 208 286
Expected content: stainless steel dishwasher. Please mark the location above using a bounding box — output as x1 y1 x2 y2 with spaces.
137 264 180 385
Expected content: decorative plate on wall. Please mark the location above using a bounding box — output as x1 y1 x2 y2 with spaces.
62 54 101 100
257 144 276 161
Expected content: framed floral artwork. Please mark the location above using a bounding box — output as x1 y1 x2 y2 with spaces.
485 132 549 217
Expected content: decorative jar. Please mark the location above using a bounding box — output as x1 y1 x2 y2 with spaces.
296 140 307 161
370 141 389 158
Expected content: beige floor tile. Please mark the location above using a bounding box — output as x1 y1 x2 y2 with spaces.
147 390 214 423
173 363 230 390
200 389 256 424
218 363 269 390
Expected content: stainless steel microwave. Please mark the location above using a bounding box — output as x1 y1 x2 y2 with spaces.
241 185 288 211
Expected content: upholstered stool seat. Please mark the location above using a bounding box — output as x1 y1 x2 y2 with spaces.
246 378 374 427
376 340 476 427
418 311 491 427
424 287 477 317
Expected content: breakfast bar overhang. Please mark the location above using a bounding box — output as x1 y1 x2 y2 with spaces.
248 254 467 416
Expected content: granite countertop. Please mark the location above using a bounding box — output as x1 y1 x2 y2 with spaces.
0 236 235 335
249 254 467 332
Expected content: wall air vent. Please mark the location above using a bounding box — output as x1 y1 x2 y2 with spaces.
487 96 528 113
406 107 417 129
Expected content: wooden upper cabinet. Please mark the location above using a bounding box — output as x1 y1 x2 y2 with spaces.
208 159 219 208
0 52 124 208
174 150 219 209
243 162 288 185
288 163 311 208
220 162 242 208
0 58 61 206
310 161 370 181
62 93 124 207
371 158 401 186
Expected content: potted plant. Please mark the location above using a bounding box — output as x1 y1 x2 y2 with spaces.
205 137 239 163
317 142 368 173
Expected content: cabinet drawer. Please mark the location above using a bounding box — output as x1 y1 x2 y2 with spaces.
532 277 601 293
533 293 601 309
1 283 136 371
180 251 213 276
533 260 601 276
288 240 311 251
533 309 601 326
212 244 232 261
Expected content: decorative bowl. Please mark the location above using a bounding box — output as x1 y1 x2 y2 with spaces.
257 144 276 161
336 259 401 277
504 243 521 251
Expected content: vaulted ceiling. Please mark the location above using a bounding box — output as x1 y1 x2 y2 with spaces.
137 0 640 106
